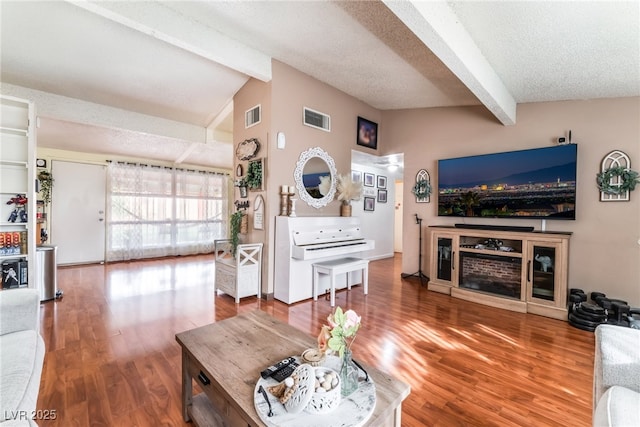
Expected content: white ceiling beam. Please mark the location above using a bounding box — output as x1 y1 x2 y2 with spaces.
2 83 206 143
207 99 234 131
206 99 234 145
67 0 272 82
175 142 200 165
383 0 516 125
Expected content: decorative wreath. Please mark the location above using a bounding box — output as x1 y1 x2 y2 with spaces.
411 179 432 199
596 166 640 195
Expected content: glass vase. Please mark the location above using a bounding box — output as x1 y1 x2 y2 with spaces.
340 349 359 396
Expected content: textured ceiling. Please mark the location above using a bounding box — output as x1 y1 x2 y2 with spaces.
449 1 640 102
1 1 638 169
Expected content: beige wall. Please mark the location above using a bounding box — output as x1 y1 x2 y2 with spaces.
268 61 381 220
232 77 272 293
384 97 640 306
234 60 381 296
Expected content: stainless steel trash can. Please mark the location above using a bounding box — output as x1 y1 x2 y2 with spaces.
36 245 59 302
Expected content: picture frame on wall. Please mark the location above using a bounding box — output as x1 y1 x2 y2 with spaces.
363 173 375 187
377 175 387 189
377 189 387 203
364 197 375 211
351 170 362 183
357 116 378 150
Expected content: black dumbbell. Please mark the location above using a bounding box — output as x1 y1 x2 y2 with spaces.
611 302 630 327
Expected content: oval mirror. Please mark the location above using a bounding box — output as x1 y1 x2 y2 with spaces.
294 147 337 209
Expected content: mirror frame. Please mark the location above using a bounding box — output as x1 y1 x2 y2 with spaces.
294 147 337 209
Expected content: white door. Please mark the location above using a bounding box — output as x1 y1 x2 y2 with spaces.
394 180 403 252
50 161 106 265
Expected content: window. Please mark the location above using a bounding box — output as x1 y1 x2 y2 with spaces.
106 162 229 261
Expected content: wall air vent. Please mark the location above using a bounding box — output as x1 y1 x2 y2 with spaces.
245 104 261 128
303 107 331 132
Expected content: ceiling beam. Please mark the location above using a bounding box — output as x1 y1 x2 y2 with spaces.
2 83 206 143
207 99 233 131
383 0 516 125
67 0 272 82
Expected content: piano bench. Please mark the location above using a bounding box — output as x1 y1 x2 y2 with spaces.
312 257 369 307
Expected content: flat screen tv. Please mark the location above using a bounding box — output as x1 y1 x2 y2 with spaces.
437 144 577 220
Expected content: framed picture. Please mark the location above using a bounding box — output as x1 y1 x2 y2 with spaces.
351 170 362 183
357 116 378 150
364 197 375 211
377 175 387 189
377 189 387 203
247 158 264 191
363 172 375 187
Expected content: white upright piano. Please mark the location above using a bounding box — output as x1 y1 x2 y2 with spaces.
274 216 375 304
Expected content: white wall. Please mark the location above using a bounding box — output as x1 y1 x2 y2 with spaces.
351 162 397 260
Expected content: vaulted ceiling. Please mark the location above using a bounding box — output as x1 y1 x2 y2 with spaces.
1 1 638 169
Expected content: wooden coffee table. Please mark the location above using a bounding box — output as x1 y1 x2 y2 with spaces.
175 310 410 426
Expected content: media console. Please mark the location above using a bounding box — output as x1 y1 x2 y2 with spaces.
428 225 571 320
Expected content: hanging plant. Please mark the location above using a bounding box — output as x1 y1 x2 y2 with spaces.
596 166 640 195
411 179 431 199
230 211 244 257
37 170 54 206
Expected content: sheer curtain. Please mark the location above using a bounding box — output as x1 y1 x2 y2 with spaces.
106 162 229 262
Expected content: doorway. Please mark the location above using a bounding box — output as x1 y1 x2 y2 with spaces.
350 150 404 258
51 161 106 265
394 180 403 252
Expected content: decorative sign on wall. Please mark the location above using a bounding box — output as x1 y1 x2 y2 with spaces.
235 138 260 161
362 187 376 197
597 150 638 202
253 195 264 230
412 169 431 203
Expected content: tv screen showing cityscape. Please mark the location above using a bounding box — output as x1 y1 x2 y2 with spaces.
437 144 577 220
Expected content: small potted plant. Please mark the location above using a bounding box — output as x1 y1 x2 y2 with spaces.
237 178 248 198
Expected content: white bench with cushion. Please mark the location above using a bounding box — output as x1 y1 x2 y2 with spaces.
312 257 369 307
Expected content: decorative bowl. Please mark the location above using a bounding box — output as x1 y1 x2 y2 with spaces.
306 367 341 414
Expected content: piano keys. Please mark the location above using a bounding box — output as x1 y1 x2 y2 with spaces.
274 216 374 304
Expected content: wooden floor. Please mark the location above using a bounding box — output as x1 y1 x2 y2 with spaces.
36 254 595 426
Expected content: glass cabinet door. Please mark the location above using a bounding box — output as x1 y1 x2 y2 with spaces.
436 237 453 282
528 242 560 302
